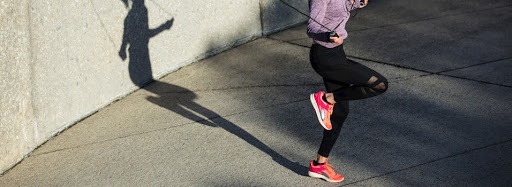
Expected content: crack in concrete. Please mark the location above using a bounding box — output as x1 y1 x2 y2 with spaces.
341 138 512 186
88 0 116 49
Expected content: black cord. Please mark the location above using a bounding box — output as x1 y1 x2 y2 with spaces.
278 0 337 32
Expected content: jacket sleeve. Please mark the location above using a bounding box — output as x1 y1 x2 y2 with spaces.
307 0 331 42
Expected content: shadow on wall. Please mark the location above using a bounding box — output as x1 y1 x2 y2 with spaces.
118 0 173 86
117 0 307 176
262 0 309 34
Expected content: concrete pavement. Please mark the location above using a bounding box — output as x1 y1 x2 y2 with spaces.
1 0 511 186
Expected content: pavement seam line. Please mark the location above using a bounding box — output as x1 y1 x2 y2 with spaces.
268 37 512 88
349 56 512 88
341 138 512 186
436 57 512 74
432 74 512 88
266 37 436 82
348 4 512 33
30 98 309 157
348 56 512 88
347 55 433 74
149 76 407 95
142 83 324 95
139 76 407 96
268 4 512 45
266 37 433 76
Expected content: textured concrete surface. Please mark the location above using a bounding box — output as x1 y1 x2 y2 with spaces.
260 0 308 34
441 58 512 87
27 0 262 149
270 1 512 72
1 0 511 186
0 0 304 173
0 0 39 174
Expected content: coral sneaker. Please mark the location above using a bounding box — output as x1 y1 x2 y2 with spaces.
310 91 334 130
308 160 344 183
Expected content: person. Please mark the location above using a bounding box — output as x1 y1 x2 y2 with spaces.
307 0 388 183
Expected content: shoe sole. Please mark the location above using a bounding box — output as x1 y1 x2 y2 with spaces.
308 171 344 183
310 94 331 130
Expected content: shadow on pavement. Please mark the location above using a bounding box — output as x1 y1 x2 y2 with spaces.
118 0 307 176
144 82 308 176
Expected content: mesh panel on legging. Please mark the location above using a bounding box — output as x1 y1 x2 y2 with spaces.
333 73 388 101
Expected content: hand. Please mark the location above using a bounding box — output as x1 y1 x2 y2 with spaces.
329 32 343 45
361 0 368 8
163 18 174 30
119 50 127 61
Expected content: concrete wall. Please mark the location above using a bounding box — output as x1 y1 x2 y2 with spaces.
0 0 307 174
0 0 39 175
261 0 309 34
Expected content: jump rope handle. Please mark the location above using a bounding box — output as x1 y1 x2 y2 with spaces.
330 31 339 38
329 31 339 42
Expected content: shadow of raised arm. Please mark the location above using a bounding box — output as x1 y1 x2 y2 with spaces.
150 18 174 38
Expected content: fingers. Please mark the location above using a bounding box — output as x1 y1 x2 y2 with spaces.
329 36 343 45
119 51 127 60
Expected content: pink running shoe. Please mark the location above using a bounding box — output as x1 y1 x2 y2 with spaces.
310 91 334 130
308 160 344 183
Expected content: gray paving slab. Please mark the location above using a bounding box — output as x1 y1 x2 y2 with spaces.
331 75 512 186
344 141 512 187
269 0 512 48
441 58 512 87
346 5 512 73
347 0 512 31
270 1 512 73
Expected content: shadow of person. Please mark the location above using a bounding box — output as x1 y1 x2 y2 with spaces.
144 83 308 176
118 0 307 176
119 0 173 87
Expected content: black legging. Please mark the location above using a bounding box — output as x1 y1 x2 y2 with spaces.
310 43 388 157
